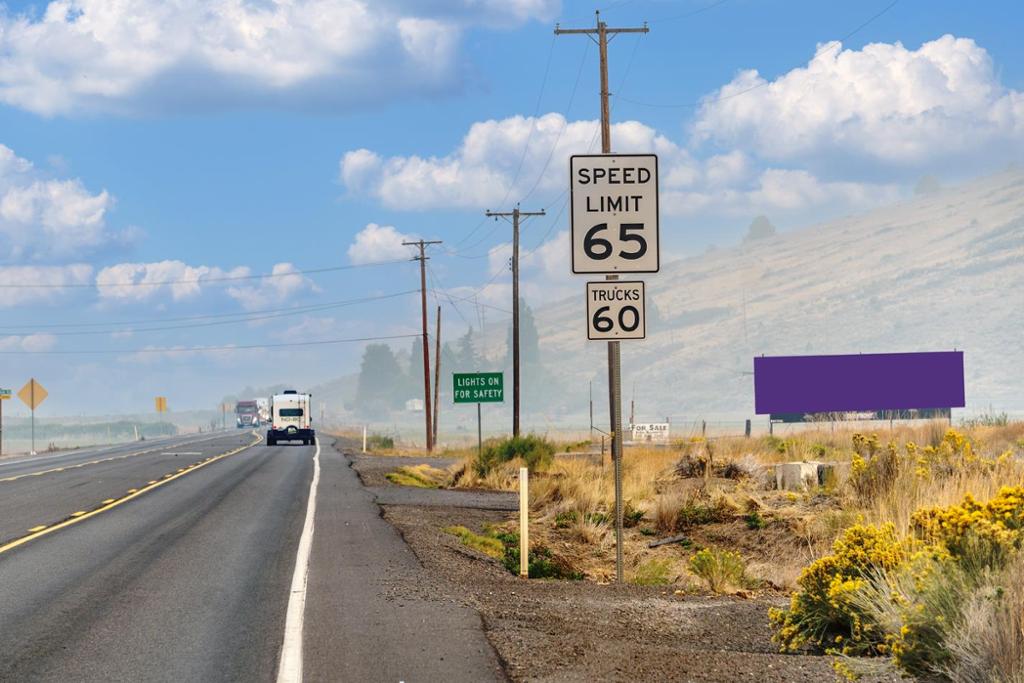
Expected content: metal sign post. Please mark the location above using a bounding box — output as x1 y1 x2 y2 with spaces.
0 388 9 456
17 379 48 455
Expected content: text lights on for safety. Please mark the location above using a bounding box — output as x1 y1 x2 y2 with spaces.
570 154 659 274
586 281 646 341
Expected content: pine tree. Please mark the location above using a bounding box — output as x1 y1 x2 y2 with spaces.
355 343 404 414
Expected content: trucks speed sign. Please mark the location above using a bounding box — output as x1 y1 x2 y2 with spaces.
586 281 646 340
570 154 659 274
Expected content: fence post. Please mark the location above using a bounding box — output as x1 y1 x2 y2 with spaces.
519 467 529 578
744 419 751 438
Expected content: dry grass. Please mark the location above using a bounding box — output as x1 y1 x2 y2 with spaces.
440 421 1024 594
386 464 448 488
943 556 1024 683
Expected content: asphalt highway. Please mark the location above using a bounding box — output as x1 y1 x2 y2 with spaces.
0 432 504 682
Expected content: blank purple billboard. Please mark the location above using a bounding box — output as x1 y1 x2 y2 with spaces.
753 351 965 415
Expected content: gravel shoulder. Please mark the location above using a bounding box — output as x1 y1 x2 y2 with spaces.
340 442 900 682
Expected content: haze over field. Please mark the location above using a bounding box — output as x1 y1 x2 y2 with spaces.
0 1 1021 424
530 169 1024 421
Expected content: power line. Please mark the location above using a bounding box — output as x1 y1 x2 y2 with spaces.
0 258 411 289
615 0 900 109
0 334 421 355
0 290 419 337
647 0 730 24
448 34 591 258
454 35 558 248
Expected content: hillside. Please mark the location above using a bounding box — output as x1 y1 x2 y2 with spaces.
530 169 1024 421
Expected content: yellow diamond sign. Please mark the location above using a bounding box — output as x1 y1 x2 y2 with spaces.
18 378 48 410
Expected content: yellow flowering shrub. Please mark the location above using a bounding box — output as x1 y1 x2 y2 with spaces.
912 486 1024 564
770 523 910 655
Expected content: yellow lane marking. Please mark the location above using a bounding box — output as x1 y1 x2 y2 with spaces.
0 434 261 556
28 525 46 532
147 480 157 485
101 498 115 504
0 433 237 485
127 488 138 493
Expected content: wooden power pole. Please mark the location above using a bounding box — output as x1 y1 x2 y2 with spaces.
484 206 545 437
432 305 442 448
556 10 648 584
403 238 443 451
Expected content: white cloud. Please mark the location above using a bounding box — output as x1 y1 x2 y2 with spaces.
95 260 247 302
341 113 895 218
95 259 316 308
0 333 57 352
693 35 1024 167
347 223 417 264
226 262 317 311
0 144 124 260
0 0 556 116
340 113 695 210
120 343 263 365
0 264 93 307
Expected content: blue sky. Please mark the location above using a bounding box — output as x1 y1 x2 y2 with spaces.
0 0 1022 414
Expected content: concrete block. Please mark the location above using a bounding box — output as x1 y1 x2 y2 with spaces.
775 461 822 491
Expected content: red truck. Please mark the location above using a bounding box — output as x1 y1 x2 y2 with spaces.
235 400 260 428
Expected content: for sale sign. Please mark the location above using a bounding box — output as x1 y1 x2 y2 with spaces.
631 422 670 443
570 154 659 274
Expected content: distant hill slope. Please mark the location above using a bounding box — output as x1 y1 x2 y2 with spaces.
531 169 1024 419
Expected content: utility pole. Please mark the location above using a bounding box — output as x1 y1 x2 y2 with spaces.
484 207 545 437
557 10 648 585
403 239 443 451
432 305 442 448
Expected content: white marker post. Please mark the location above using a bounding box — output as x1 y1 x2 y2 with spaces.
519 466 529 578
362 425 367 453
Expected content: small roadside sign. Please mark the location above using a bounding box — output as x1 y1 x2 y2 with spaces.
155 396 168 413
586 281 645 340
631 422 670 443
570 154 659 274
453 372 504 404
18 378 47 410
0 388 11 400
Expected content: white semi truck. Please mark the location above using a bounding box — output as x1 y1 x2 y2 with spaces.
266 390 315 446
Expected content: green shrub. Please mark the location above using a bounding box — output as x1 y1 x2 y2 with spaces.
744 509 766 530
367 434 395 450
624 502 645 528
631 558 673 586
498 532 581 579
554 511 578 528
475 434 555 476
690 547 750 592
677 497 733 528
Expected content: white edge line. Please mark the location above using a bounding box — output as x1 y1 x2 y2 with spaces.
277 437 321 683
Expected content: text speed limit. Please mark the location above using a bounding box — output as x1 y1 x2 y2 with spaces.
586 281 646 340
570 154 659 274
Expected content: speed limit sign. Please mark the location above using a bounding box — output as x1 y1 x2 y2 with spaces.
570 154 659 274
586 281 646 340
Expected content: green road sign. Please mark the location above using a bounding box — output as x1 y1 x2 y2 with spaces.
453 372 504 403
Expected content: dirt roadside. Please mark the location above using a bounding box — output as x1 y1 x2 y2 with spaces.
344 444 901 682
